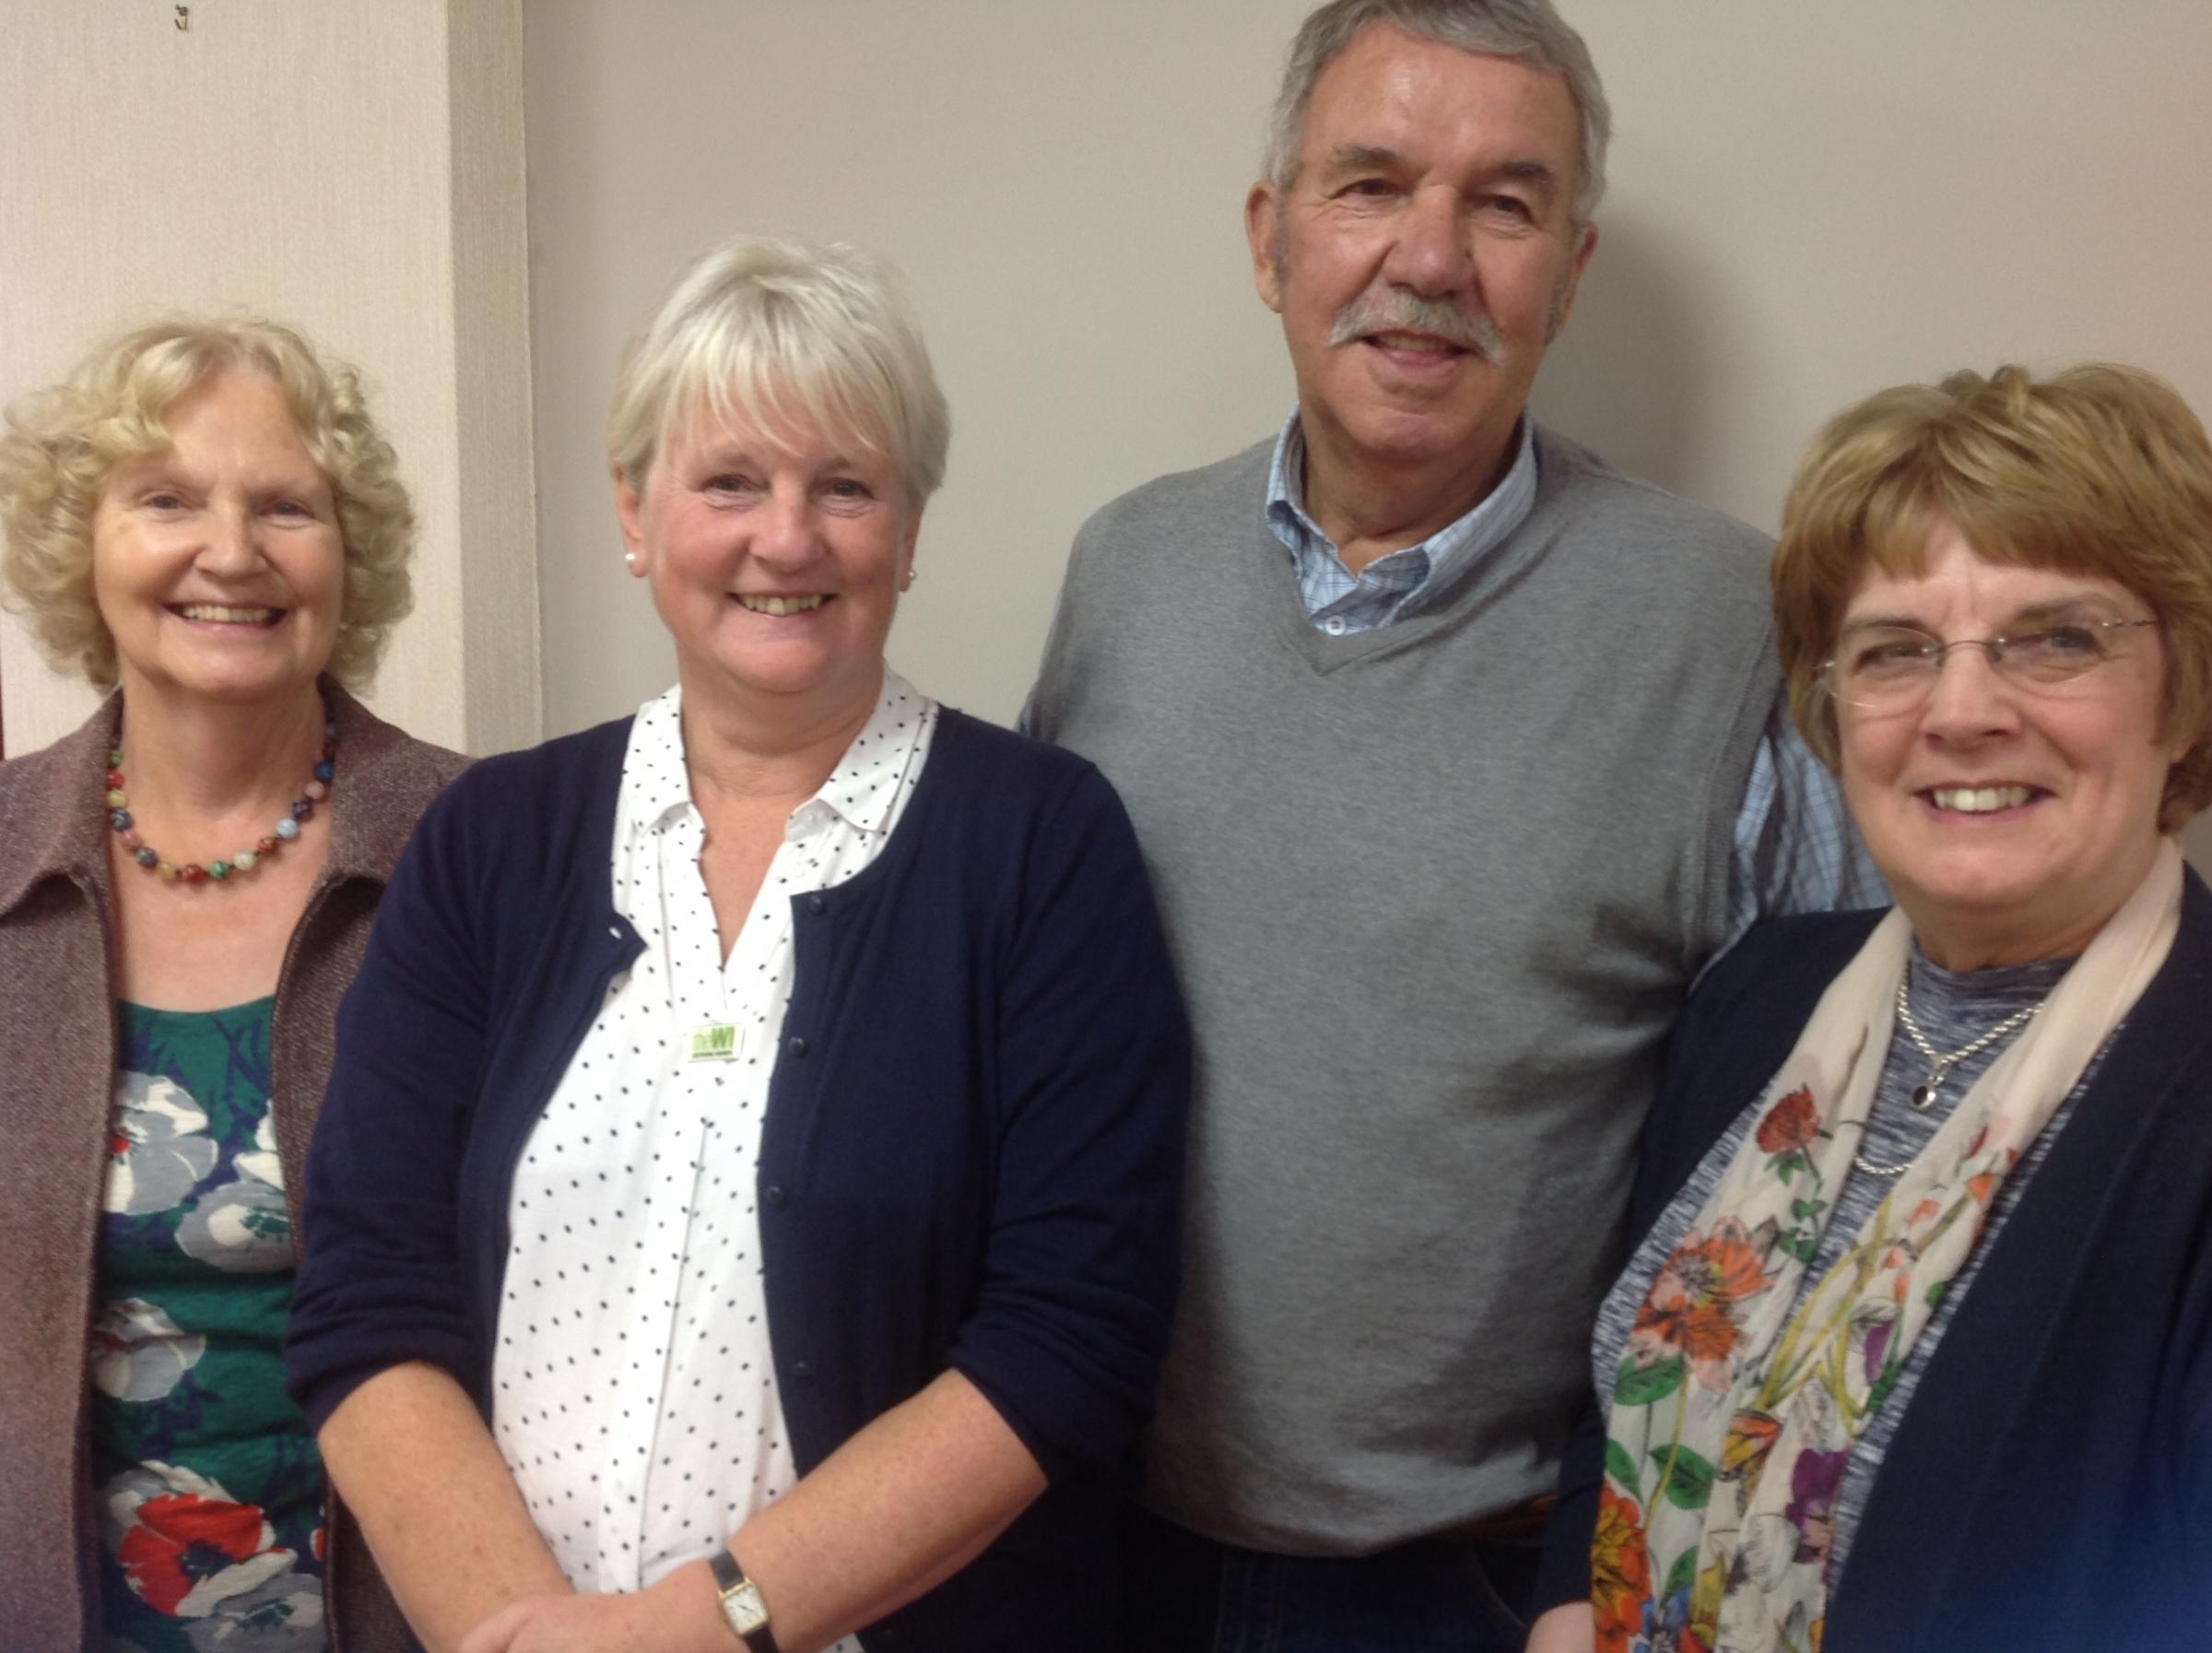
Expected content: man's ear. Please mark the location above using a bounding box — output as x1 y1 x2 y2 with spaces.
1547 220 1599 342
1246 181 1287 313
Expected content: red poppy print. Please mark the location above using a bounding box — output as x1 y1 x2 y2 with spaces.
117 1492 284 1616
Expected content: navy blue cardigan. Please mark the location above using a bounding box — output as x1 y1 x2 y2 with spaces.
286 708 1192 1652
1539 873 2212 1650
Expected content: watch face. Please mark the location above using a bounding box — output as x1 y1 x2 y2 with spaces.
726 1580 771 1635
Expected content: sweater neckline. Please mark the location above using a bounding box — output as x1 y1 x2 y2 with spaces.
1261 429 1571 676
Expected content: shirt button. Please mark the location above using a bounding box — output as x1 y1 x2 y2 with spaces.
787 1035 807 1057
764 1185 786 1209
1323 616 1347 636
807 894 826 915
792 1361 813 1382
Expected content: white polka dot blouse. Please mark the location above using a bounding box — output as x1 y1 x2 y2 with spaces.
490 671 936 1635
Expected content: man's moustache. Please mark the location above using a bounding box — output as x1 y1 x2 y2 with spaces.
1327 291 1502 361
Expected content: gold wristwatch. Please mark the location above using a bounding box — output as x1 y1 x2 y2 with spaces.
707 1548 781 1652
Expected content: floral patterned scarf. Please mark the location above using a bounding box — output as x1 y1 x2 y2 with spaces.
1596 839 2182 1653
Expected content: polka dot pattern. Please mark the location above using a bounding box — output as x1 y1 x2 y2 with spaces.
491 671 936 1628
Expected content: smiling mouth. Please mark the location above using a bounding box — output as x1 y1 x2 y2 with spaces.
1360 331 1465 358
1926 785 2037 814
171 603 284 627
733 594 830 617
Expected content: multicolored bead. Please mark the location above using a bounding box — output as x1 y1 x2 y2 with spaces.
103 705 335 889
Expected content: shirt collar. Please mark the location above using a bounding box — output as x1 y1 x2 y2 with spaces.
626 687 693 837
812 669 930 835
1263 409 1540 602
627 669 931 841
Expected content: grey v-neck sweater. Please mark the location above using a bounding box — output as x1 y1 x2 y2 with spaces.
1029 428 1777 1551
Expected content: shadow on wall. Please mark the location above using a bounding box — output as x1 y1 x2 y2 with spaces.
1528 213 1708 501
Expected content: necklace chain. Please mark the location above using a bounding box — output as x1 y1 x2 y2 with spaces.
1893 976 2040 1109
105 711 337 888
1852 976 2044 1179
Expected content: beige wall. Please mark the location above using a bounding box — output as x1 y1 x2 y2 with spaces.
524 0 2212 750
0 0 537 757
11 4 2208 798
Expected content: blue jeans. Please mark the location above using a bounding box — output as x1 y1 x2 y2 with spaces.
1121 1505 1539 1653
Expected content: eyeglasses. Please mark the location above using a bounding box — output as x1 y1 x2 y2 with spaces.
1819 617 2159 713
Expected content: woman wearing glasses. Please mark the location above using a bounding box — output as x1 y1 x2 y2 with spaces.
1527 364 2212 1653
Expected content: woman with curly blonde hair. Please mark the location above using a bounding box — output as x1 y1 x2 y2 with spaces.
0 316 464 1651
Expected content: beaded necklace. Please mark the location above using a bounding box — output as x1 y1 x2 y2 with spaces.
105 711 336 887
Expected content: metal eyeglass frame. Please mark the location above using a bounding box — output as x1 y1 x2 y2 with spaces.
1819 617 2159 711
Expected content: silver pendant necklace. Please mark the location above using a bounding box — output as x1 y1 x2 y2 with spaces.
1893 977 2041 1111
1852 978 2043 1179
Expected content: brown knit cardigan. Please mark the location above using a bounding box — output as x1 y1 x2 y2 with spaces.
0 680 465 1652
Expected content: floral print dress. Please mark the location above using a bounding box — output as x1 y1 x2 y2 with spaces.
92 999 327 1652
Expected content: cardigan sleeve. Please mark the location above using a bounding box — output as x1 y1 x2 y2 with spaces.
938 765 1193 1486
284 777 499 1432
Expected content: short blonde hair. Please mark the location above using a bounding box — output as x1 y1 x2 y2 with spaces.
0 316 414 688
607 237 950 509
1772 363 2212 832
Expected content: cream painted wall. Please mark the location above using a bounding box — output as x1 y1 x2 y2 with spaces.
0 0 537 757
524 0 2212 759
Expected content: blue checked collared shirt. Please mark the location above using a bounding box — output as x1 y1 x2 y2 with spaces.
1264 412 1886 944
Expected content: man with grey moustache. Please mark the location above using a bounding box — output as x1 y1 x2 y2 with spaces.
1024 1 1880 1648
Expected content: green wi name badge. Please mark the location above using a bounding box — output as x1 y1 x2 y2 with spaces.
688 1021 739 1063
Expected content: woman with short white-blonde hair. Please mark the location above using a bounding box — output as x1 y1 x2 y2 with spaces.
288 238 1191 1653
0 314 462 1651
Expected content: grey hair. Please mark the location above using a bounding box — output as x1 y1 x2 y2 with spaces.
607 236 951 510
1264 0 1611 228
